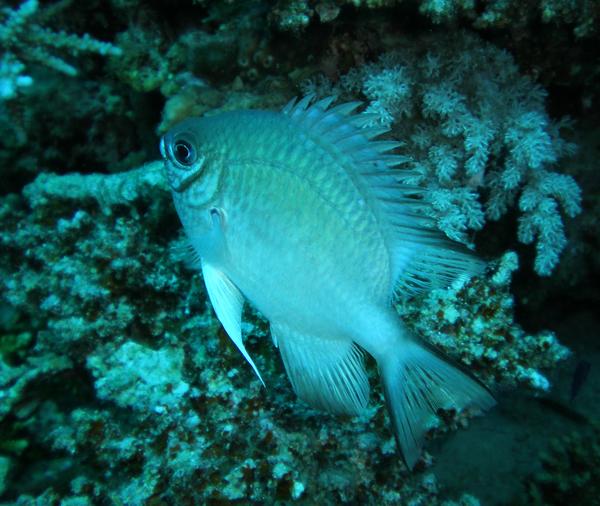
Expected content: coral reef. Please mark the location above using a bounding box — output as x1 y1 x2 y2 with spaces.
303 32 582 275
398 252 570 392
417 0 599 38
0 0 121 88
261 0 599 39
0 1 149 186
0 0 596 504
0 163 570 504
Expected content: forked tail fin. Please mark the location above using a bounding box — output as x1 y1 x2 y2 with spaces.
379 339 495 469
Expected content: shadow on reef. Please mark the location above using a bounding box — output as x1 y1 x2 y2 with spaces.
523 421 600 505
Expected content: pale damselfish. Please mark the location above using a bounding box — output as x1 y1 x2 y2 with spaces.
160 96 495 468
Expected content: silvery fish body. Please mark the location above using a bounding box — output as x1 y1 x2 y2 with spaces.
160 96 495 468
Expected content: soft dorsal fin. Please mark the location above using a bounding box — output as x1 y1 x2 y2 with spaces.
281 96 484 294
201 261 265 386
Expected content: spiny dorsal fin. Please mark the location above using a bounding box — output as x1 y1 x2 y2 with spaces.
282 95 484 294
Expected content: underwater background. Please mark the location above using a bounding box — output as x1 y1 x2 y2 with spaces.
0 0 599 504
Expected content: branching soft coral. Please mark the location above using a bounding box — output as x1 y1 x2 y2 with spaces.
303 32 582 275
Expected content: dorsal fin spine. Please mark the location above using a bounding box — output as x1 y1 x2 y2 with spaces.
280 95 485 295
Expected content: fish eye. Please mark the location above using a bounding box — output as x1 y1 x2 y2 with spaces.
173 139 196 166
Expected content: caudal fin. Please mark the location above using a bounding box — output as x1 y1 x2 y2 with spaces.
379 339 495 469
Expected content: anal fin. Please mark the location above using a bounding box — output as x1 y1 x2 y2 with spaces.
271 323 369 415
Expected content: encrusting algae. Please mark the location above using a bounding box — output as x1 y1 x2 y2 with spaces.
160 95 495 468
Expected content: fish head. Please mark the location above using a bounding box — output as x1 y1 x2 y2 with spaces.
160 116 229 259
160 117 225 210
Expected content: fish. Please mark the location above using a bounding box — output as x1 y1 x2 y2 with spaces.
160 95 495 468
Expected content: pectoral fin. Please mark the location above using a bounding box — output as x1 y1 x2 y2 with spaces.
201 261 265 386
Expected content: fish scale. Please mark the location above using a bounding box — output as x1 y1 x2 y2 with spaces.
160 96 495 469
222 127 390 302
227 162 385 329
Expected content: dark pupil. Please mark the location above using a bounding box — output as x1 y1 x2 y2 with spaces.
174 140 193 165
